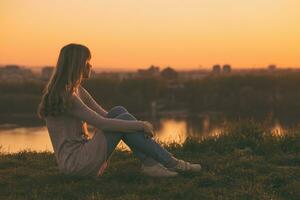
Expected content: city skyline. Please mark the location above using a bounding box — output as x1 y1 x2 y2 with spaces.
2 63 298 74
1 0 300 70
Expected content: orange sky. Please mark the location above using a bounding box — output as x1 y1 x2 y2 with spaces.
1 0 300 71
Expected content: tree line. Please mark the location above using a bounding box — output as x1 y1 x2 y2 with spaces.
1 73 300 120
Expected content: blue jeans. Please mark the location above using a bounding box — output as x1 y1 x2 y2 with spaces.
102 106 177 167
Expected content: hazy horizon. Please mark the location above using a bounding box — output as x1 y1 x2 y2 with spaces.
1 64 300 73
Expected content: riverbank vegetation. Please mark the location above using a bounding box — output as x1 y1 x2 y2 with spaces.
1 72 300 120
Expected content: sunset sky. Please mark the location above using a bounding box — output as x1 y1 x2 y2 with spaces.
1 0 300 71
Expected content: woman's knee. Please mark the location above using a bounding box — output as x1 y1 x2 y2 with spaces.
115 112 136 121
106 106 128 118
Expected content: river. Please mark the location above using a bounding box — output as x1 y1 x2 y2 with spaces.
0 114 291 153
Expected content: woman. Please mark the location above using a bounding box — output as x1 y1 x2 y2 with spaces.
37 43 201 178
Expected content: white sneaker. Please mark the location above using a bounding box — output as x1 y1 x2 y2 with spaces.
141 163 178 177
168 158 202 172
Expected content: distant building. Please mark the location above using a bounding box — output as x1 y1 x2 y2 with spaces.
41 66 54 80
160 66 178 80
212 64 221 74
268 64 277 72
179 70 208 80
3 65 20 72
97 72 137 80
223 64 232 73
137 65 160 78
97 72 118 79
0 65 35 82
117 72 137 80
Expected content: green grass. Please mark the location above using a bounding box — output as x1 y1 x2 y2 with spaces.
0 120 299 200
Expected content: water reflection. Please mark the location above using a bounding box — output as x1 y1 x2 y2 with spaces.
0 117 289 153
0 126 52 152
155 119 187 144
270 120 286 136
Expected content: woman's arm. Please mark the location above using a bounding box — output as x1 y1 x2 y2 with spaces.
68 92 144 133
77 85 108 117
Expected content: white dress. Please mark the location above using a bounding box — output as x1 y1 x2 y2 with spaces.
45 86 143 177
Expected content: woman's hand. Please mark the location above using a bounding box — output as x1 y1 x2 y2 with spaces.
141 121 154 138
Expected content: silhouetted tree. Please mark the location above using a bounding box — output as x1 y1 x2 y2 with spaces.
223 64 231 73
160 67 178 80
212 64 221 74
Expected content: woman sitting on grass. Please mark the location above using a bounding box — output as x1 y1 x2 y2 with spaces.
37 43 201 178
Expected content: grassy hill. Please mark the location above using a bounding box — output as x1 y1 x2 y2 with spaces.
0 121 299 200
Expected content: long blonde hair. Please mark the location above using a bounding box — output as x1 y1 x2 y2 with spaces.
37 43 91 119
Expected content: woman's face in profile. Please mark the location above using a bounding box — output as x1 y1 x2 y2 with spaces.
83 59 92 79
